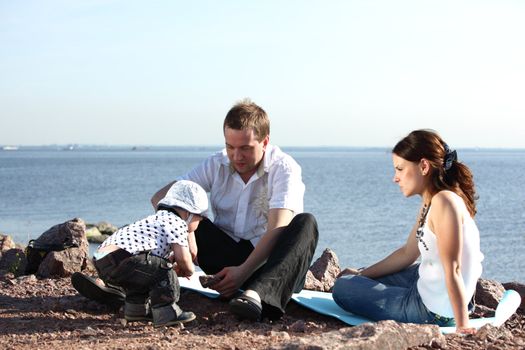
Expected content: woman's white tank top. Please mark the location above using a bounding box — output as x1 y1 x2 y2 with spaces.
416 192 484 317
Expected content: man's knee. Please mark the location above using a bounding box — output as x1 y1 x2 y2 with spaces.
290 213 319 241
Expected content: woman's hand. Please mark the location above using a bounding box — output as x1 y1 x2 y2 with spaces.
456 326 476 335
337 267 361 278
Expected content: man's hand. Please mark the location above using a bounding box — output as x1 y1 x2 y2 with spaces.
211 266 248 298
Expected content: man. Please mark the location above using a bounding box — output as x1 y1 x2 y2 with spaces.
74 99 319 321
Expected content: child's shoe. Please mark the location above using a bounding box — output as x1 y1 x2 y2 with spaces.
152 303 196 327
124 302 152 322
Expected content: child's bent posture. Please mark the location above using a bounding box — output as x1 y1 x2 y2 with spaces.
93 180 208 327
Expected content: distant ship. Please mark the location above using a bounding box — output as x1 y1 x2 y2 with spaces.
2 146 19 151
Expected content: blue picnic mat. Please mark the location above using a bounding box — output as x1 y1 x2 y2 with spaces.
179 271 520 334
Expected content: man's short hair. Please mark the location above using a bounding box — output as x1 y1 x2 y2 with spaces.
223 98 270 141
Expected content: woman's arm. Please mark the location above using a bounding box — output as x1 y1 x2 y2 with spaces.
431 192 474 333
360 219 421 279
343 205 425 279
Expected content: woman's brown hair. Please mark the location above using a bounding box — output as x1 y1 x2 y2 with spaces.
392 129 477 217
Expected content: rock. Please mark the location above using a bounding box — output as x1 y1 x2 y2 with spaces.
96 221 118 235
289 320 307 333
503 281 525 314
199 274 221 288
85 227 108 244
280 320 443 350
35 218 87 249
270 331 291 340
304 270 325 291
16 274 37 284
37 247 88 278
473 304 495 318
32 218 89 278
304 248 341 292
0 234 16 257
85 226 101 238
83 258 98 274
0 248 27 276
476 278 505 310
474 323 514 342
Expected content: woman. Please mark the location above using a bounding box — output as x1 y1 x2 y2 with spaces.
332 129 484 334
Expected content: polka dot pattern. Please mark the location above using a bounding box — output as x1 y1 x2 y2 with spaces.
101 210 188 257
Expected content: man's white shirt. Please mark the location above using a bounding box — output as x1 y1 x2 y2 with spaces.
177 144 305 246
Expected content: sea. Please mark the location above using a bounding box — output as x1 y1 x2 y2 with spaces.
1 146 523 283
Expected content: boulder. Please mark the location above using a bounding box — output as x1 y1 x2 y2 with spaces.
0 248 27 277
85 227 107 244
304 270 325 291
474 323 514 343
96 221 118 235
304 248 341 292
279 320 444 350
36 218 88 250
37 247 88 278
31 218 89 278
503 281 525 314
476 278 505 310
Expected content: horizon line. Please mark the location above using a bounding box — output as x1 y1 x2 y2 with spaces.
2 144 525 151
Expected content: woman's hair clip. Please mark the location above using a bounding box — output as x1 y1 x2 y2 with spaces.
443 143 457 171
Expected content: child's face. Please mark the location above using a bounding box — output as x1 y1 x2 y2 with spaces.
187 214 204 233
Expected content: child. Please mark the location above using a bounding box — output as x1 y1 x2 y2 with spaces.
91 180 208 327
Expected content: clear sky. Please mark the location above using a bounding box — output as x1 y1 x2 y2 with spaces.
1 0 524 148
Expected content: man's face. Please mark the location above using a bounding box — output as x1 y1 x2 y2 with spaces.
224 127 269 180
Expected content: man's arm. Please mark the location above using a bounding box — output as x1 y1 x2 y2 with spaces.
212 208 293 296
151 181 177 209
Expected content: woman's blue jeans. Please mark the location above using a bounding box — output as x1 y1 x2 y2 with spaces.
332 264 454 326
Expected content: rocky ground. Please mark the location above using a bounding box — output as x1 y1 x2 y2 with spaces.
2 224 524 350
1 273 524 350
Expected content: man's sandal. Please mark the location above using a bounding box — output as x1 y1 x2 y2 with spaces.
229 294 262 321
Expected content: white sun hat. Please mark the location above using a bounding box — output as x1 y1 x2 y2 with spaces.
157 180 209 218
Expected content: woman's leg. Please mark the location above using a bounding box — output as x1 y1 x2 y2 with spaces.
332 267 435 324
375 263 419 287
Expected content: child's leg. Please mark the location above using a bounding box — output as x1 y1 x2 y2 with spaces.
118 253 195 327
105 253 192 325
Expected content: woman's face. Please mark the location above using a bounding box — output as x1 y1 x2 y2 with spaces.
392 154 427 198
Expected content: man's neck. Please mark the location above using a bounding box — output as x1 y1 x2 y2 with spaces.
239 157 265 183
